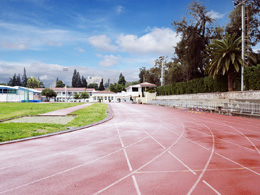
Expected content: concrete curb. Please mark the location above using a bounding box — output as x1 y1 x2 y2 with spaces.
0 104 114 145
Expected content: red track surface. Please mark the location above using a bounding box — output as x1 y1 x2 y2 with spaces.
1 103 260 194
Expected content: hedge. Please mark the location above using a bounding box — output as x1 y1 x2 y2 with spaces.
157 65 260 96
157 75 228 96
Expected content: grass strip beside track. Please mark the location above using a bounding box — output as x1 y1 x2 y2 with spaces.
0 102 85 120
0 103 107 142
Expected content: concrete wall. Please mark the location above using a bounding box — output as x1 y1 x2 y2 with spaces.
156 90 260 101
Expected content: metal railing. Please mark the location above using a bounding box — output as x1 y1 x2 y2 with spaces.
148 99 260 116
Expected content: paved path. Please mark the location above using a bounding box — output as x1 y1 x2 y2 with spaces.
38 103 92 116
1 103 260 194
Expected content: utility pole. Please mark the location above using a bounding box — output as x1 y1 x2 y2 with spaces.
233 0 246 91
159 56 164 86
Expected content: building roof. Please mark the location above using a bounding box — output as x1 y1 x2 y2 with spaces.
127 82 157 89
35 88 95 92
92 91 116 94
139 82 157 87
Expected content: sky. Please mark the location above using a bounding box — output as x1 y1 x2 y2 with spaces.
0 0 239 87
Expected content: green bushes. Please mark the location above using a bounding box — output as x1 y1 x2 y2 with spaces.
244 64 260 90
157 75 228 96
157 64 260 96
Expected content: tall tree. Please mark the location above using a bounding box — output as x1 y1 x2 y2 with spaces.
81 76 87 87
88 83 98 90
22 67 28 87
56 80 65 87
205 34 257 91
118 73 126 86
41 88 57 102
72 69 82 87
172 1 216 80
98 79 105 91
139 67 146 83
27 77 40 88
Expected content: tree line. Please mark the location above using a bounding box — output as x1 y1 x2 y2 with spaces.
140 0 260 92
6 68 45 88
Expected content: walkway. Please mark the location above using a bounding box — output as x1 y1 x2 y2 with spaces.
38 103 92 116
1 103 260 194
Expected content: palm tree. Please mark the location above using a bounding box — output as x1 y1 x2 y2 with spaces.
205 34 243 92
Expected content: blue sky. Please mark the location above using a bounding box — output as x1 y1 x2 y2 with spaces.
0 0 237 87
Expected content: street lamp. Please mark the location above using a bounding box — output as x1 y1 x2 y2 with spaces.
233 0 245 91
159 56 164 86
63 68 68 102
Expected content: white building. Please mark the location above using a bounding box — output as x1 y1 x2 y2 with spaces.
91 91 116 103
126 82 157 104
35 87 96 102
0 85 41 102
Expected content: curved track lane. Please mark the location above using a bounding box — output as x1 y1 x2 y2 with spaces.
1 103 260 194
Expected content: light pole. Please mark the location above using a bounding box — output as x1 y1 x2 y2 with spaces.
233 0 245 91
63 68 68 102
159 56 164 86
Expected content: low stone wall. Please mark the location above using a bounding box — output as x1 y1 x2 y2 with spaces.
156 90 260 101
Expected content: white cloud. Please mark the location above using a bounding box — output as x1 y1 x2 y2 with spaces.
1 41 28 50
207 10 225 19
0 60 139 87
116 5 124 15
116 27 180 55
0 22 88 50
75 47 85 53
88 35 117 52
98 54 121 67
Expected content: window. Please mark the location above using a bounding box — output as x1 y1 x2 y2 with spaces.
105 96 107 100
111 96 114 100
132 87 138 92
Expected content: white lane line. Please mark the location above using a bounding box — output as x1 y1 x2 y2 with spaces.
168 151 196 175
0 123 163 194
93 123 185 195
142 129 166 149
203 180 221 195
216 152 260 176
132 175 141 195
187 123 215 195
123 149 132 172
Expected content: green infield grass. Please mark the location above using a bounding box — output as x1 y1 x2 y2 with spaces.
0 102 84 120
0 103 108 142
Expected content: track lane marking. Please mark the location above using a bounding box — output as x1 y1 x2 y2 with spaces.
187 123 215 195
168 151 196 175
203 180 221 195
92 123 185 194
132 175 141 195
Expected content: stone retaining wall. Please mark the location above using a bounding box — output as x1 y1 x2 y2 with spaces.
155 90 260 101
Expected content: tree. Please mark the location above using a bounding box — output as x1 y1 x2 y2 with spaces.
56 80 65 88
39 81 45 88
41 88 57 102
118 73 126 86
81 76 87 87
109 83 125 93
205 34 250 91
226 0 260 47
88 83 98 90
27 77 40 88
22 67 28 87
98 79 105 91
139 67 146 83
80 92 89 100
74 92 80 99
72 69 82 87
172 1 218 80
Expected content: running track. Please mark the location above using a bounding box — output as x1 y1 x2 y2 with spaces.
1 103 260 194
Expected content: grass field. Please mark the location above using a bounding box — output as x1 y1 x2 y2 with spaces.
0 103 108 142
0 102 85 120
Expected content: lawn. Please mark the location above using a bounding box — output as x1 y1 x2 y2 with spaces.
0 102 85 120
0 103 108 142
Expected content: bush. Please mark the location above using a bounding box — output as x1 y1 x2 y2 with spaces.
244 64 260 90
157 75 228 96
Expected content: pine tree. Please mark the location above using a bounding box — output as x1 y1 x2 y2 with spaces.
118 73 126 86
72 69 77 87
81 76 87 87
22 67 28 87
98 79 105 90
